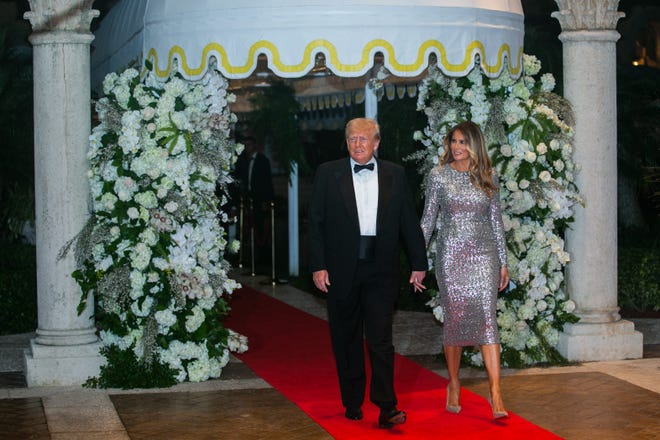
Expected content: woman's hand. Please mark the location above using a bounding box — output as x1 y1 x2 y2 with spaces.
498 266 510 292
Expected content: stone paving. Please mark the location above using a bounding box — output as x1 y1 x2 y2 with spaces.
1 273 659 439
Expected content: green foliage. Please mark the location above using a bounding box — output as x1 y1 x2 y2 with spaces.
494 335 571 369
0 24 34 241
378 95 428 204
617 68 660 182
618 246 660 313
84 345 178 389
378 95 426 166
617 68 660 225
0 243 36 335
248 81 309 179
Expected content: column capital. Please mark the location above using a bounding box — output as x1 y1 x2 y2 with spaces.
552 0 624 31
24 0 99 33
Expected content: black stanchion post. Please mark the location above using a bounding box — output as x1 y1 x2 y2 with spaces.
259 200 288 287
250 198 255 277
238 196 244 269
270 201 276 286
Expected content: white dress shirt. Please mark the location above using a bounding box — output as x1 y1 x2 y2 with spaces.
350 159 378 236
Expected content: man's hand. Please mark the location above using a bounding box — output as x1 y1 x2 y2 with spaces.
313 270 331 293
409 270 427 293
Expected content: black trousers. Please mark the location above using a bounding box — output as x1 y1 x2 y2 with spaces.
326 260 398 411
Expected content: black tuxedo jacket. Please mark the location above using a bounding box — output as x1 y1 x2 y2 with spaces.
308 158 427 298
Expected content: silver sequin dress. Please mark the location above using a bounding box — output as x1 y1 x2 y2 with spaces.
420 164 507 346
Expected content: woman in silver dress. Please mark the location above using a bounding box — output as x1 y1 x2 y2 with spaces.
420 121 510 419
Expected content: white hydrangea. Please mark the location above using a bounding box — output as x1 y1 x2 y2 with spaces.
155 308 177 332
185 305 206 333
114 176 138 201
540 73 555 92
187 359 211 383
414 58 581 367
227 329 249 353
523 54 542 76
432 305 444 323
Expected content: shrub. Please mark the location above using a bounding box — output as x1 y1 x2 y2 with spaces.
618 246 660 313
0 243 36 335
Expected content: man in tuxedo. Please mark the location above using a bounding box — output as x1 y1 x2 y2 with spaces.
307 118 427 429
234 136 274 265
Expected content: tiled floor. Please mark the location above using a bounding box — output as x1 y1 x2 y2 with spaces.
0 397 49 439
467 372 660 439
112 388 332 440
1 274 659 439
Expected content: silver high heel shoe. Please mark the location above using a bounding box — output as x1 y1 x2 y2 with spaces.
445 385 461 414
488 394 508 419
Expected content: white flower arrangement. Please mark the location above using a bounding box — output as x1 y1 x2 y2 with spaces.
73 62 247 387
411 55 582 367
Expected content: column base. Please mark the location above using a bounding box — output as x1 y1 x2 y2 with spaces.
558 320 643 362
24 339 105 387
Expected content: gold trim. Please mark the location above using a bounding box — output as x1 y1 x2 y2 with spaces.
145 38 523 79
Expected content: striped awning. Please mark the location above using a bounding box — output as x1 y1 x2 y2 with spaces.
91 0 524 86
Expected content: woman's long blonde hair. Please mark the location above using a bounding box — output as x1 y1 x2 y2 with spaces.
439 121 496 197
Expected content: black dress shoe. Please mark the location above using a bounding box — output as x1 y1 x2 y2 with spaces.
345 407 363 420
378 407 406 429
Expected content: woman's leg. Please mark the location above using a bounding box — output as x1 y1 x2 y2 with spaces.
444 345 462 407
480 343 507 414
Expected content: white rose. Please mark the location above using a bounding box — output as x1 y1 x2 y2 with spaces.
165 201 179 213
142 106 156 121
519 179 530 190
539 170 552 183
515 320 529 331
127 207 140 219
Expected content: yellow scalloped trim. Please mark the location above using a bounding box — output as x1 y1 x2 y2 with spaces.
145 38 522 79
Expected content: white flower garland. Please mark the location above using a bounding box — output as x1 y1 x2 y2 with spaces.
75 64 247 385
412 55 582 367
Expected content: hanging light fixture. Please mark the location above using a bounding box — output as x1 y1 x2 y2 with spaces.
309 52 331 77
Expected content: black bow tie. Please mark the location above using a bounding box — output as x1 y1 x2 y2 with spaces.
353 163 374 173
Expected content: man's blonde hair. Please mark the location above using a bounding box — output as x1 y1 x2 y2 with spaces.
345 118 380 141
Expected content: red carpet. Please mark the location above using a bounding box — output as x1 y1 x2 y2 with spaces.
225 286 561 439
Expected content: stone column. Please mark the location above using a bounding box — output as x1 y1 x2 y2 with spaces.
553 0 643 361
23 0 103 385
